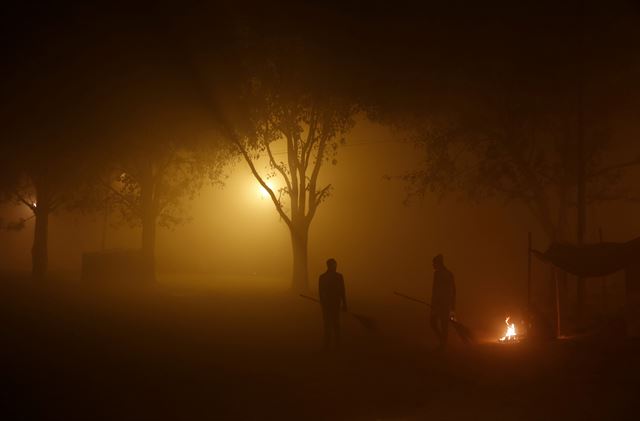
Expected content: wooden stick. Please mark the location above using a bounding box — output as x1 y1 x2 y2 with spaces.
528 232 532 306
299 294 377 331
394 291 475 344
299 293 320 303
393 291 431 307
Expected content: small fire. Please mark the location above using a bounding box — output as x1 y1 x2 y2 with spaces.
499 316 517 342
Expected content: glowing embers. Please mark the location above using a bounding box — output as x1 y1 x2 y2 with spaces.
499 316 519 342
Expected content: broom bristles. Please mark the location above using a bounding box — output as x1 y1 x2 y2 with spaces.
349 312 377 331
451 319 476 344
299 294 377 331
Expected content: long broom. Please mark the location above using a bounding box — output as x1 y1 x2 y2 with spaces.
393 291 475 344
299 294 377 331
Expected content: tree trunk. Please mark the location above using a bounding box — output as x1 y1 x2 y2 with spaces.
31 191 50 281
140 165 157 283
290 223 309 292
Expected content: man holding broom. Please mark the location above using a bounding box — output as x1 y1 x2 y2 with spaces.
430 254 456 351
319 258 348 350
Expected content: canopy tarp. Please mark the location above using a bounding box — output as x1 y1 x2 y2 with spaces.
532 237 640 278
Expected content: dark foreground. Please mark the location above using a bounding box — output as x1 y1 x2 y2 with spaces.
2 281 639 420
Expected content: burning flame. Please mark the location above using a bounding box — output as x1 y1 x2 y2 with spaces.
499 316 517 342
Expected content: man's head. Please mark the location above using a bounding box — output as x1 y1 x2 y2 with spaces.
326 258 337 272
432 254 444 270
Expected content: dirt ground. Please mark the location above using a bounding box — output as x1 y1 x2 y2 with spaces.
2 280 639 420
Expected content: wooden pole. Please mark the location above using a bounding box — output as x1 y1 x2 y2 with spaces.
576 4 587 326
555 267 562 338
600 228 607 314
527 232 532 307
101 202 109 251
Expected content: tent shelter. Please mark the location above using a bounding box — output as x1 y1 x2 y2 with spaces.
533 237 640 336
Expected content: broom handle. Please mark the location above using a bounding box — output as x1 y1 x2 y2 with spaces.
395 291 461 325
393 291 432 308
300 294 351 315
299 293 321 303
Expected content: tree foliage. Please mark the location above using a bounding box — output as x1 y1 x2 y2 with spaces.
383 11 640 241
209 28 359 289
235 75 356 227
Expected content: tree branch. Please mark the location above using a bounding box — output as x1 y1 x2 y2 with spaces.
231 132 292 227
266 141 292 193
285 130 300 218
307 183 331 223
14 190 36 212
588 157 640 179
100 179 139 215
48 193 64 212
302 106 319 170
310 126 330 184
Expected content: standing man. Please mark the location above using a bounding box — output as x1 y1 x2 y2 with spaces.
430 254 456 350
319 258 347 349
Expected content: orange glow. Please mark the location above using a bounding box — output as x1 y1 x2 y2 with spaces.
259 181 275 199
499 316 517 342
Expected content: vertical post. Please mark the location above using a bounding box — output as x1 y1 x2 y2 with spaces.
575 3 587 326
101 202 109 251
576 112 586 325
554 267 562 338
527 232 532 307
599 228 607 314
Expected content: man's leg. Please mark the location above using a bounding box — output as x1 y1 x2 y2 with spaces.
322 309 332 349
440 314 449 347
333 311 341 347
430 312 443 345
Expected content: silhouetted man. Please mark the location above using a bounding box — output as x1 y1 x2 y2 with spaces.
430 254 456 350
319 258 347 349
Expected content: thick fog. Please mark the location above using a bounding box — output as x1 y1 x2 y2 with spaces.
2 114 639 331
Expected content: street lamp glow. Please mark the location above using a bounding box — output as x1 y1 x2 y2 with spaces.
259 181 275 199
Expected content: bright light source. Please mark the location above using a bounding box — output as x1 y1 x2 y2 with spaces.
259 181 275 199
32 202 37 208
